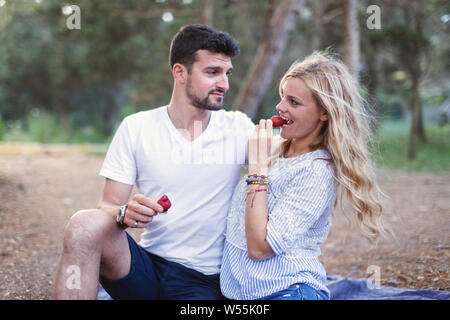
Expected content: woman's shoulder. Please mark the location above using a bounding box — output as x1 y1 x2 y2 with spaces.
309 149 335 174
286 149 336 187
282 149 334 172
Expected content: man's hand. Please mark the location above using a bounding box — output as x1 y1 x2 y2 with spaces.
248 119 273 176
122 194 165 229
98 178 164 229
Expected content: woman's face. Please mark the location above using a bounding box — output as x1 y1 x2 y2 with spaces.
275 77 328 143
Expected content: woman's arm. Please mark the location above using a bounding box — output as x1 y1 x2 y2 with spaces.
245 185 274 261
245 120 275 261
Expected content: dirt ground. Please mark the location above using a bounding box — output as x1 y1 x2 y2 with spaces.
0 143 448 299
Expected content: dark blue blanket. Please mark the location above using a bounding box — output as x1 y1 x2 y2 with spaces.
97 275 450 300
326 274 450 300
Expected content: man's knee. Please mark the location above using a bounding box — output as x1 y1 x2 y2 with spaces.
63 209 114 253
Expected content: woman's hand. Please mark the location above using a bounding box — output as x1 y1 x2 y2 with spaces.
249 119 273 176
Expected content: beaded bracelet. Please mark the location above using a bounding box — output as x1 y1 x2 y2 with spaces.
247 180 269 185
245 174 277 202
248 174 267 178
246 174 269 185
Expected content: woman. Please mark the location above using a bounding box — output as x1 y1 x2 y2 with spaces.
220 51 385 300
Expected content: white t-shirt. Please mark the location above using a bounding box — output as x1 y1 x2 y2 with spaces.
99 106 254 274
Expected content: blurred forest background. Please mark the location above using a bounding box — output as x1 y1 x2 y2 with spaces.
0 0 449 170
0 0 449 300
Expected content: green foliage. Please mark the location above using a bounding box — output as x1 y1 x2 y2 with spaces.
377 94 406 121
120 105 138 119
0 0 448 172
3 109 109 144
2 121 32 142
0 115 5 140
28 110 67 143
372 120 450 172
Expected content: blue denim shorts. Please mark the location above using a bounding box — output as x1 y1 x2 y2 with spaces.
258 283 329 300
99 233 225 300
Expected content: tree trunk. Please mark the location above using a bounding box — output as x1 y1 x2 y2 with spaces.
414 4 426 144
404 1 426 157
408 74 421 160
60 102 70 132
344 0 360 84
200 0 213 26
233 0 305 118
366 44 380 132
310 0 324 50
418 104 426 143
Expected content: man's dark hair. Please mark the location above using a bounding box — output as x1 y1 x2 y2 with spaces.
169 24 240 72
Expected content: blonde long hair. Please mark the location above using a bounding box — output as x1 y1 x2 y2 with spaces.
278 51 386 239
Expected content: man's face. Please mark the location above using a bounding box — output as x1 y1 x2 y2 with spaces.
185 50 233 111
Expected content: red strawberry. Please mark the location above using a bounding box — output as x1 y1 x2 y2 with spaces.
271 115 286 127
157 194 171 213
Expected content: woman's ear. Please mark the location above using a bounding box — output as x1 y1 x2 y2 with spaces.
172 63 187 85
320 110 328 122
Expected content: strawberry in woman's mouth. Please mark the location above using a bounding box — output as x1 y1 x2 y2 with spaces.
271 115 293 127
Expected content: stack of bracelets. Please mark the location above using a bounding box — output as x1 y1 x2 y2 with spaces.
245 174 273 202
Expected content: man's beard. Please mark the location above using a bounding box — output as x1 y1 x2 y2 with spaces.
186 78 225 111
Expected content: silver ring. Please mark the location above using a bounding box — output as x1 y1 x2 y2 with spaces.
134 221 138 228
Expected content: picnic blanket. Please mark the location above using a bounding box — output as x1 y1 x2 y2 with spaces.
96 273 450 300
325 273 450 300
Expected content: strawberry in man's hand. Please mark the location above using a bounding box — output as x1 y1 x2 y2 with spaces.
157 194 171 214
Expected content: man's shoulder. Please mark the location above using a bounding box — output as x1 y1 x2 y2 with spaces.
215 108 251 119
120 106 167 131
213 109 254 128
124 106 166 123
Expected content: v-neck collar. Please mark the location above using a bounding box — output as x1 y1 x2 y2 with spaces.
164 105 215 144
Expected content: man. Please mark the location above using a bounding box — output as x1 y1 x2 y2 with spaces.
53 24 254 299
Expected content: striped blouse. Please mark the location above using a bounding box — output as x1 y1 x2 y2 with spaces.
220 148 337 300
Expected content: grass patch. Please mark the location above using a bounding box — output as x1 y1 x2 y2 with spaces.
2 114 449 172
1 110 110 144
371 120 450 172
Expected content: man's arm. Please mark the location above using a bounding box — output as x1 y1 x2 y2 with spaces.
98 178 164 229
98 178 133 221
